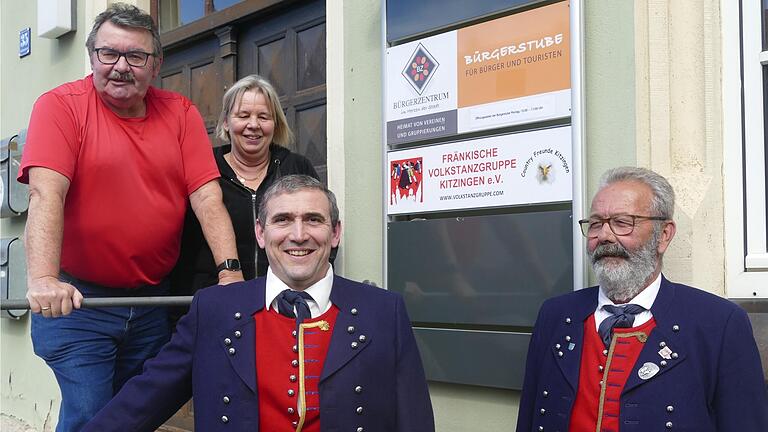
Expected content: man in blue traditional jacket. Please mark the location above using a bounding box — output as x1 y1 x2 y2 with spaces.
517 166 768 432
84 175 435 432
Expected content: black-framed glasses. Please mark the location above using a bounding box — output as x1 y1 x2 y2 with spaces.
93 47 153 67
578 215 668 237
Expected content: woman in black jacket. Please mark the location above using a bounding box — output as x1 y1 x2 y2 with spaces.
171 75 319 298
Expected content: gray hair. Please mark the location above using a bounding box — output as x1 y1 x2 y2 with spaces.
598 167 676 219
215 74 294 148
85 3 162 60
258 175 339 228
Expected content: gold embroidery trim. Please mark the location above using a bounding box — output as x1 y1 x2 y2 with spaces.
295 320 330 432
594 331 648 432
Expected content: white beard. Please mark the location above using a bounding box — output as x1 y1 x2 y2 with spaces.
590 230 660 303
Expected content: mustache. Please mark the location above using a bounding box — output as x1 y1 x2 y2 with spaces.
591 243 630 262
108 70 135 82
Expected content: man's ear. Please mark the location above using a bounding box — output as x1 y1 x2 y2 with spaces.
255 219 266 248
151 56 163 80
656 220 676 255
331 221 342 248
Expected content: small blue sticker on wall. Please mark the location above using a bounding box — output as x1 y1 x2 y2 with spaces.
20 28 31 58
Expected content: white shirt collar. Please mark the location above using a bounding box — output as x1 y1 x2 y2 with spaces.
594 272 662 330
265 266 334 318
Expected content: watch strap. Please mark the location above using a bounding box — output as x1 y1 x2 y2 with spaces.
216 259 241 273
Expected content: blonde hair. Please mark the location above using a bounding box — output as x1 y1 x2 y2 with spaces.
215 75 294 148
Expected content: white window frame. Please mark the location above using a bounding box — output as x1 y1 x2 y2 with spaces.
723 0 768 298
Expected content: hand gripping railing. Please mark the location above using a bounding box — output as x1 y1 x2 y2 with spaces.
0 296 194 310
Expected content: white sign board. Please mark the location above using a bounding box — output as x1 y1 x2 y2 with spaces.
387 126 572 214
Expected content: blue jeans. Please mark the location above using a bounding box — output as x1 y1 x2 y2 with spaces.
31 274 171 432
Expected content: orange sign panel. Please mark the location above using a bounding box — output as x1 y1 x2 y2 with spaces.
457 1 571 108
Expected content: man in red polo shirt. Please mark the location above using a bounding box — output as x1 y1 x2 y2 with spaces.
83 175 435 431
18 4 242 431
517 167 768 432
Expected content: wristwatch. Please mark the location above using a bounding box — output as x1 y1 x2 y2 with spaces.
216 259 241 273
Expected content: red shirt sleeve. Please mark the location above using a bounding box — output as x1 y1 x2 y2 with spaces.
18 91 81 184
180 102 220 195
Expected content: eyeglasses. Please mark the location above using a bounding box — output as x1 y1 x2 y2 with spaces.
93 47 153 67
578 215 667 237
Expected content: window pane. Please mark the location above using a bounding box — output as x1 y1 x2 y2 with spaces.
160 0 244 32
764 0 768 49
214 0 244 11
159 0 204 32
764 65 768 243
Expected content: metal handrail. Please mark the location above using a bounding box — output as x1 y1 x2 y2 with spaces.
0 296 194 310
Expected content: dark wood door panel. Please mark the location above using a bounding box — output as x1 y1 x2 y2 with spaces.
295 99 327 183
296 19 326 92
189 60 220 130
158 36 222 135
255 35 289 96
161 71 188 97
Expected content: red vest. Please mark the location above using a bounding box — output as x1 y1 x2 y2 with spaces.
569 314 657 432
255 305 340 432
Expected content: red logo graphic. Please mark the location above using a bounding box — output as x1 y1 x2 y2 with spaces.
402 44 439 95
390 158 423 205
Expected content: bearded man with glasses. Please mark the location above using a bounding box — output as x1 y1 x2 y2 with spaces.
17 3 242 431
517 167 768 432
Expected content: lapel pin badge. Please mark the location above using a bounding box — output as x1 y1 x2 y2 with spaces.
567 342 575 351
638 362 660 380
658 346 672 360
